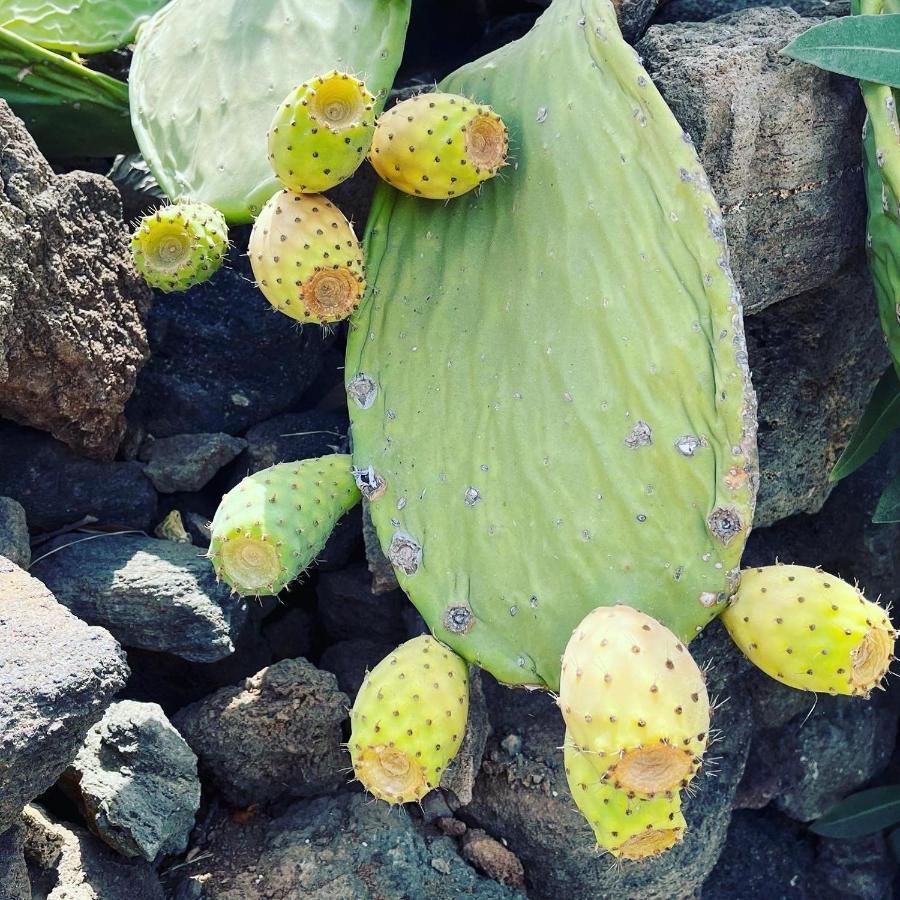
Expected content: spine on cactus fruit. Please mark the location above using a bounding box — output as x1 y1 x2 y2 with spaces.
721 564 896 696
268 71 376 193
559 606 710 797
249 190 365 325
368 92 508 199
564 731 686 860
130 200 228 292
208 455 360 596
350 635 469 804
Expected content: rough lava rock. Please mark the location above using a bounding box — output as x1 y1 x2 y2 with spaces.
235 411 348 477
142 433 247 493
0 824 29 900
638 9 865 314
23 804 166 900
0 496 29 567
127 265 332 438
654 0 847 24
0 557 128 834
170 793 524 900
31 534 248 663
60 700 200 862
0 100 151 459
0 422 158 531
317 564 409 644
172 658 349 808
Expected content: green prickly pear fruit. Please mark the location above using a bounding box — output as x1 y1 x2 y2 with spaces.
564 731 686 861
369 92 508 199
249 190 365 324
721 565 896 696
208 455 360 596
350 635 469 804
130 200 228 293
559 606 710 797
268 71 376 193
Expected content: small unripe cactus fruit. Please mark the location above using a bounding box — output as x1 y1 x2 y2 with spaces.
268 71 376 193
350 635 469 804
559 606 710 797
130 201 228 292
721 565 896 696
249 190 365 324
369 92 508 199
208 455 360 596
564 732 686 860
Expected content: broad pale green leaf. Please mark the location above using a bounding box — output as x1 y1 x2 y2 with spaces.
831 366 900 481
0 27 135 157
874 470 900 522
782 15 900 88
811 786 900 838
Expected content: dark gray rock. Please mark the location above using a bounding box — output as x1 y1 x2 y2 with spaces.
236 411 348 477
467 626 753 900
23 804 166 900
748 257 888 526
172 658 349 808
317 564 409 644
701 809 817 898
128 266 332 438
0 557 128 834
0 100 151 460
260 605 315 663
142 433 246 493
170 792 524 899
60 700 200 862
817 833 897 900
0 496 28 568
318 637 395 698
654 0 847 24
639 9 865 314
0 422 157 532
31 533 248 663
0 825 29 900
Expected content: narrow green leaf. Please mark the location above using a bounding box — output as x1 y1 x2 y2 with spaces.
874 470 900 522
782 15 900 88
810 786 900 838
831 366 900 482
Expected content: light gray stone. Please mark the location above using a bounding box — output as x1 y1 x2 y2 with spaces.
0 496 28 568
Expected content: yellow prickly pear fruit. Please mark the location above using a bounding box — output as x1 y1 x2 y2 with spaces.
369 92 508 199
564 732 686 861
559 605 710 797
268 71 376 193
350 635 469 804
721 564 896 696
248 190 365 324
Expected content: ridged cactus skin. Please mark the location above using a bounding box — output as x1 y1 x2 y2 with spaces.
721 565 895 696
208 455 360 596
268 71 376 193
560 606 709 796
130 201 228 293
350 635 469 803
130 0 411 223
564 732 686 860
249 191 365 324
852 0 900 375
369 93 509 199
347 0 757 688
0 0 168 54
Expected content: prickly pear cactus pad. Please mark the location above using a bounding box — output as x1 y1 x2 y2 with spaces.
346 0 758 689
130 0 411 223
0 0 168 54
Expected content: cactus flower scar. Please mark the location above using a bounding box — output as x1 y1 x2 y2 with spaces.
209 0 895 857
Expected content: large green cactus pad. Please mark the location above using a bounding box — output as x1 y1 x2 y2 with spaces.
130 0 411 223
0 0 168 54
346 0 757 690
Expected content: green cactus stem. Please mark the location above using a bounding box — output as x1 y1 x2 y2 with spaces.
248 191 366 324
369 92 509 199
350 635 469 803
208 455 360 596
268 71 376 193
130 201 228 293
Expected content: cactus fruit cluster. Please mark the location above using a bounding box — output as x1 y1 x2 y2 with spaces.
130 201 228 293
200 0 897 861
